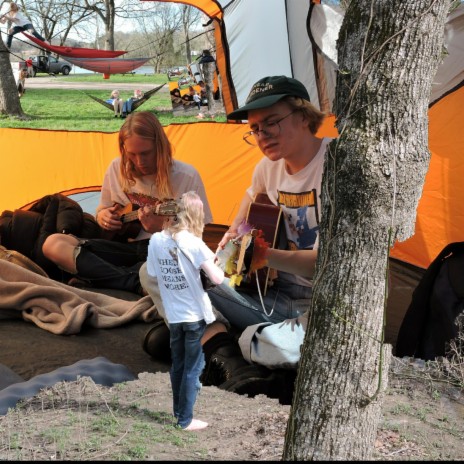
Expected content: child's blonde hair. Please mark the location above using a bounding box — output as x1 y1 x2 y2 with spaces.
168 191 205 238
111 89 120 99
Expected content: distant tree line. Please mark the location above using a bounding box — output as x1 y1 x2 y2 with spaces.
3 0 212 72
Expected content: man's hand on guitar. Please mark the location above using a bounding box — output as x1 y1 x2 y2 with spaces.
99 205 123 232
137 205 166 234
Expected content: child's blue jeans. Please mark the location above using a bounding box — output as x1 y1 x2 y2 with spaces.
169 319 206 429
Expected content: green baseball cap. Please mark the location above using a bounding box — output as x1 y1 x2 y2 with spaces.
227 75 310 120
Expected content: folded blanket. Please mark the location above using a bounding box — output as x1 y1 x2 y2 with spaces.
0 260 160 335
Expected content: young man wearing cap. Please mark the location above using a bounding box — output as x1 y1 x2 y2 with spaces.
141 75 332 404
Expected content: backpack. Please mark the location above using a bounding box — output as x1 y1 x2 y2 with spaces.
395 242 464 360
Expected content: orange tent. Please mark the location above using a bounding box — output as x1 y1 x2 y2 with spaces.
1 0 463 272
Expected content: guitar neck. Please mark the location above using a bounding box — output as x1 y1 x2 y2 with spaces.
120 201 179 224
120 210 140 224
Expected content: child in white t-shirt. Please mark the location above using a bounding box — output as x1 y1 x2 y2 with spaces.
147 191 224 431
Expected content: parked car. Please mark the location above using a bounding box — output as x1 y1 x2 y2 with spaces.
18 55 73 76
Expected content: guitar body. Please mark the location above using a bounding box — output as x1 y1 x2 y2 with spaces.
100 204 142 242
237 194 285 296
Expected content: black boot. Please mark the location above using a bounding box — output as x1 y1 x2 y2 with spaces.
220 367 297 405
200 332 296 404
142 321 171 363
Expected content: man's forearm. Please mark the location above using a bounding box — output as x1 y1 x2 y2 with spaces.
267 248 317 278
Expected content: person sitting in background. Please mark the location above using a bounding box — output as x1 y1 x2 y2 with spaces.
181 87 196 110
122 89 143 118
170 88 183 110
106 89 124 118
1 2 46 49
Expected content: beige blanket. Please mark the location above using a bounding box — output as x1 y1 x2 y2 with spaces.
0 260 160 335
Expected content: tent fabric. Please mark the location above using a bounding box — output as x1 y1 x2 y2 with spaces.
429 5 464 105
22 32 127 59
390 85 464 269
141 0 224 20
1 2 463 272
0 118 337 228
64 57 151 74
143 0 341 116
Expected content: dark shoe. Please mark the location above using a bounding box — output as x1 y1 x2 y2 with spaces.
200 332 296 405
114 114 118 118
220 368 296 405
200 346 253 386
142 321 171 363
200 332 247 386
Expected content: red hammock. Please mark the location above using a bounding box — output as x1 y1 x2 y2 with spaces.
22 32 127 58
64 57 151 74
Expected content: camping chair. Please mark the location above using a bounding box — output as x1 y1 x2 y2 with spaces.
86 83 166 113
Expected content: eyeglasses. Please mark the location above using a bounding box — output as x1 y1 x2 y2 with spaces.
243 110 296 146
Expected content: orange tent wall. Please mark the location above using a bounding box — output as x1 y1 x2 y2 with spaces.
1 98 461 270
390 85 464 268
0 119 336 227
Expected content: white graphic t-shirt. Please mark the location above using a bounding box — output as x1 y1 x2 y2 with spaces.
97 158 213 241
247 137 331 287
147 229 215 324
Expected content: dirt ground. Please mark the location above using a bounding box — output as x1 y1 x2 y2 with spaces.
0 357 462 461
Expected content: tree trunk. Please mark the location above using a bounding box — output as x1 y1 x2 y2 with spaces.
283 0 451 460
202 61 216 114
104 0 115 50
0 33 26 117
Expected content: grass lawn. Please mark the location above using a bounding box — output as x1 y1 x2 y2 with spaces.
0 73 226 131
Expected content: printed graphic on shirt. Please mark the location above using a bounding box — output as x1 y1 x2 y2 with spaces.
277 189 319 251
158 247 189 291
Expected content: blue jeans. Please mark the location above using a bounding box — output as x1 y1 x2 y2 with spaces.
208 278 312 331
169 319 206 429
122 98 135 114
7 24 45 48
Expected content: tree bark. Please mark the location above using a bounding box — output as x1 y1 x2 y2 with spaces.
283 0 451 460
0 32 26 117
202 60 216 114
86 0 116 50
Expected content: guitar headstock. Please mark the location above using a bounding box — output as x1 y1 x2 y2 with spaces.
154 200 180 216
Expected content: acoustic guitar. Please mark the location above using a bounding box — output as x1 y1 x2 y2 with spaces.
101 200 180 242
235 193 285 296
